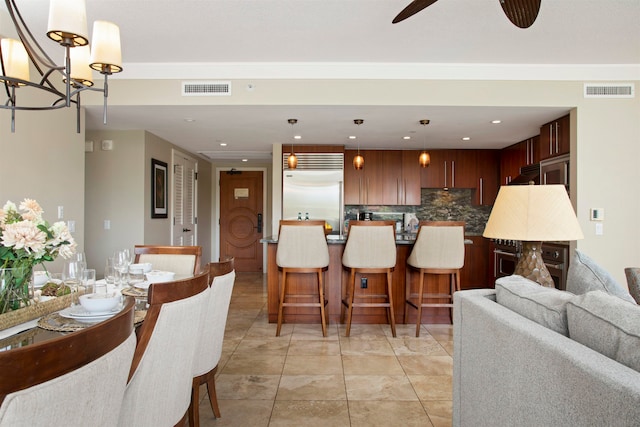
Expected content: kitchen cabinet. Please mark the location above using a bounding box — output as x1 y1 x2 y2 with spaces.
500 136 538 185
345 150 420 205
475 150 499 206
539 115 570 160
420 150 477 189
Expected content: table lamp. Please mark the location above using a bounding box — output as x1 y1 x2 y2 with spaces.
483 184 584 287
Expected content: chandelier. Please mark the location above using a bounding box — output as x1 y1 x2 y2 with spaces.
0 0 123 132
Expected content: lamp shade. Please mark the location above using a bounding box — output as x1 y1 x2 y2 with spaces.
353 154 364 170
0 39 30 84
483 184 583 242
89 21 123 73
47 0 89 46
66 45 94 86
419 151 430 167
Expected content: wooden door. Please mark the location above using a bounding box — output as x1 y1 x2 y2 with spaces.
172 152 197 245
219 171 263 272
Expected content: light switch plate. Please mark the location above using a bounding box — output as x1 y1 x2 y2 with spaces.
101 140 113 151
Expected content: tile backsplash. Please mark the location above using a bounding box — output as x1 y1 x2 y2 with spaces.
345 188 492 235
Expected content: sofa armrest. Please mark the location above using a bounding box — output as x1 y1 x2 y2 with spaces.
453 289 640 427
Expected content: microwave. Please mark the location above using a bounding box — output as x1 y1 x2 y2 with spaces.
540 154 569 190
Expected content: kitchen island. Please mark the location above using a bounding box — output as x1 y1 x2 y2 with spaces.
262 234 488 325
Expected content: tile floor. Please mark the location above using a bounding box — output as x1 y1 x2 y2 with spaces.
194 272 453 427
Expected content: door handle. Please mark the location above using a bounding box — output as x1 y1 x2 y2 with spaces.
255 213 263 233
182 228 191 232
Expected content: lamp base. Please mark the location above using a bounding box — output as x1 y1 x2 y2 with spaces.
514 241 554 288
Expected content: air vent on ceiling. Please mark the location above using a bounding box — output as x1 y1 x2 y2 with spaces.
584 83 634 98
282 153 344 170
182 81 231 96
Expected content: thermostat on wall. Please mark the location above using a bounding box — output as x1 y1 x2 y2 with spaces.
590 208 604 221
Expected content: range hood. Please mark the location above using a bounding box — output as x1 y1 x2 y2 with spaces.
509 163 540 185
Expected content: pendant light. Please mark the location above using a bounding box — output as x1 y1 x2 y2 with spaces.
353 119 364 170
419 119 431 168
287 119 298 169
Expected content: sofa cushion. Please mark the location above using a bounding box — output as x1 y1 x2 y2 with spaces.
495 275 575 336
566 250 635 303
567 290 640 373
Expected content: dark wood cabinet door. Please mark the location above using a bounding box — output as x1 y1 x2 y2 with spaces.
401 151 421 205
420 150 447 188
539 115 570 160
476 150 499 205
452 150 477 189
344 150 363 204
557 115 570 155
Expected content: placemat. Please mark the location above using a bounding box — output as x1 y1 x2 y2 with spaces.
122 287 147 298
37 312 91 332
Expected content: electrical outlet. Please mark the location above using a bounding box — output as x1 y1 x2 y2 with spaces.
360 277 368 289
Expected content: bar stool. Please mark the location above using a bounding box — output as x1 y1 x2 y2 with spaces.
405 221 465 336
341 220 397 337
276 220 330 337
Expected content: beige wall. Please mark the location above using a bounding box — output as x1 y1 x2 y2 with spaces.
0 98 85 274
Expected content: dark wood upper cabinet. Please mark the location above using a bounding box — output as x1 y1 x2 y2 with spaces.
539 115 570 160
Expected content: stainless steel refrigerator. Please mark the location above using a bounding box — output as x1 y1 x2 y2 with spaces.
282 170 343 235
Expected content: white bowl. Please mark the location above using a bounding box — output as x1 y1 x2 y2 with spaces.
145 270 175 284
130 263 152 273
79 292 120 313
32 271 50 288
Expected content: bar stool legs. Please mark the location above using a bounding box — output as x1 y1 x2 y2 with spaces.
406 268 460 337
276 267 327 337
341 268 396 338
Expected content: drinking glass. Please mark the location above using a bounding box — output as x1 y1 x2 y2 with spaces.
104 258 116 285
62 260 84 306
113 250 131 288
83 269 96 294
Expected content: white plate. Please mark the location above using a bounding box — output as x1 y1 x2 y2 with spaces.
59 306 119 321
131 281 151 290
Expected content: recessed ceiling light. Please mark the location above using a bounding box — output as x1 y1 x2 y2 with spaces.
294 135 302 139
242 159 248 162
491 120 502 124
349 136 356 139
220 142 227 147
462 137 471 141
184 118 195 123
403 136 411 140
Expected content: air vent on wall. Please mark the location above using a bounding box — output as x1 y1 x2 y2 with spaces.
584 83 634 98
182 81 231 96
282 153 344 170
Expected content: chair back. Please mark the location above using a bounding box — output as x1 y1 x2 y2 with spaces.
342 220 396 269
407 221 465 269
624 267 640 304
134 245 202 275
193 260 236 377
119 271 209 427
0 298 136 427
276 220 330 269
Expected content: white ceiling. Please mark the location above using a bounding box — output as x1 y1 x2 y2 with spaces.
7 0 640 159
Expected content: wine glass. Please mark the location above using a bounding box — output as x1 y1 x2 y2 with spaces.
113 250 132 288
62 260 84 307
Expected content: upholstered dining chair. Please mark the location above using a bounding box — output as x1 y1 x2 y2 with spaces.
0 297 136 427
276 220 330 337
134 245 203 275
342 220 397 337
118 271 209 427
405 221 465 336
188 259 236 427
624 267 640 304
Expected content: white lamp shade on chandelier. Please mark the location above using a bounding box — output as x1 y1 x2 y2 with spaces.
0 39 30 84
66 45 93 86
47 0 89 46
89 20 123 73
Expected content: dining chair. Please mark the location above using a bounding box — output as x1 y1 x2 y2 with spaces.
276 220 330 337
118 270 210 427
0 297 136 427
341 220 397 337
134 245 203 275
188 259 236 427
405 221 465 336
624 267 640 304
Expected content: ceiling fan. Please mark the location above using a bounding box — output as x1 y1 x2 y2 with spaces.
392 0 542 29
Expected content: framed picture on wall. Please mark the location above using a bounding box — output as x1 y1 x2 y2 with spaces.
151 158 168 218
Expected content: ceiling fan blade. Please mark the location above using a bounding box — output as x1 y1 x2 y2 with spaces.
500 0 541 28
392 0 440 24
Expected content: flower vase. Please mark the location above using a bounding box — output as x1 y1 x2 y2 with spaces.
0 266 33 314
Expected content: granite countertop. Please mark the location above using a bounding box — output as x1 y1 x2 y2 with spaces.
261 234 475 245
